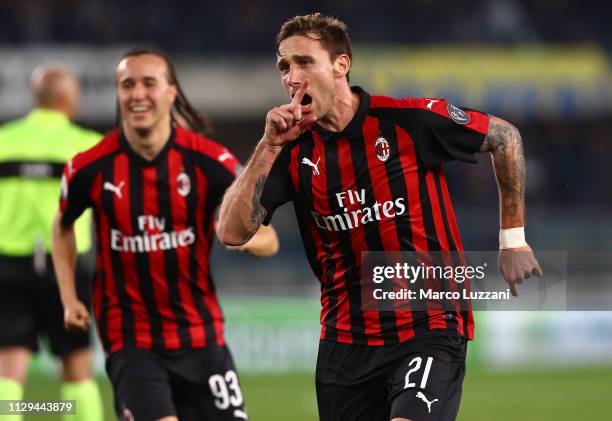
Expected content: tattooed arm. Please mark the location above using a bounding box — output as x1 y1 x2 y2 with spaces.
217 143 281 245
480 116 542 296
480 116 526 229
217 79 316 246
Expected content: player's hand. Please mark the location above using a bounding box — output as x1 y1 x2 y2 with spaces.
262 79 317 147
64 300 91 332
224 224 279 258
225 244 248 252
498 244 543 297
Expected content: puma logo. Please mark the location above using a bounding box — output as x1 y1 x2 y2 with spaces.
301 157 320 176
233 409 248 420
219 151 233 162
103 181 125 199
416 391 439 413
426 99 439 109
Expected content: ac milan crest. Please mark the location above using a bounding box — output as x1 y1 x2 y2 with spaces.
375 137 390 162
177 172 191 197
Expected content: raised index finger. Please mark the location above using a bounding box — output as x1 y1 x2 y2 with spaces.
289 79 309 110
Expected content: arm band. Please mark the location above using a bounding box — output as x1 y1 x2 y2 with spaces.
499 227 527 249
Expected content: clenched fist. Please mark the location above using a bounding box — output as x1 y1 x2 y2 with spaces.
63 300 91 332
262 79 317 147
499 244 543 296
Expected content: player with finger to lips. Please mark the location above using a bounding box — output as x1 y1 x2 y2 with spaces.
218 13 542 421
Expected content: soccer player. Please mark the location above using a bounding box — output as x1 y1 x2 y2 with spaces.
52 48 278 421
0 65 103 421
217 13 543 421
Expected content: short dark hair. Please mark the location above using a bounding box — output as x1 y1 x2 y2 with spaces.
116 47 213 136
276 13 352 81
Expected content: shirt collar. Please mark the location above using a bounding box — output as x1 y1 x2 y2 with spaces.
119 127 176 166
27 108 71 126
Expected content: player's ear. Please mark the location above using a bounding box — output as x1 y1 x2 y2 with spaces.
333 54 351 80
168 83 178 104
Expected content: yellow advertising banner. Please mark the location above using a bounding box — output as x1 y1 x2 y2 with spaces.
351 46 611 116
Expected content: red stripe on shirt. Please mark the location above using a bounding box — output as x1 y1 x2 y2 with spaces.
335 137 366 343
114 154 153 349
168 149 206 347
424 170 453 331
439 171 473 338
396 127 446 331
89 174 105 343
363 117 406 344
98 159 123 352
142 165 180 349
289 144 300 193
395 127 429 252
310 132 350 343
370 96 489 135
195 167 225 346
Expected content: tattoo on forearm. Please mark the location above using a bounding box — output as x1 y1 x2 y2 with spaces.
249 175 267 235
481 117 526 225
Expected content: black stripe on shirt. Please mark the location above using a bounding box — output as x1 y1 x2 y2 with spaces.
157 154 191 348
101 157 135 348
352 128 399 345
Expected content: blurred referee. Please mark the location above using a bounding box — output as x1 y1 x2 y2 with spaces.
0 65 102 421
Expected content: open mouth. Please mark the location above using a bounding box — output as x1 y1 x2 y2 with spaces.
129 105 151 114
300 93 312 106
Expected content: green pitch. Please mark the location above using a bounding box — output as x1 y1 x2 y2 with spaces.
21 366 612 420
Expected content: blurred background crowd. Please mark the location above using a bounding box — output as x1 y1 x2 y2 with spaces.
1 0 610 52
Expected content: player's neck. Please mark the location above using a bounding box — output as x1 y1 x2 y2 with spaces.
122 119 172 161
317 84 359 133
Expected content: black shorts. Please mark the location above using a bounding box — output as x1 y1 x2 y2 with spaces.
316 332 468 421
0 254 92 356
106 345 248 421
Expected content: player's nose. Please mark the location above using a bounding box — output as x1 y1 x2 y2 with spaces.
130 82 147 99
286 65 304 88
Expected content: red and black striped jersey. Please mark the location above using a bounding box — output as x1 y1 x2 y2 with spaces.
60 126 241 354
261 87 489 346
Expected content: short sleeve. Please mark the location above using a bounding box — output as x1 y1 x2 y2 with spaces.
59 158 93 227
210 148 243 206
260 146 293 225
414 99 490 168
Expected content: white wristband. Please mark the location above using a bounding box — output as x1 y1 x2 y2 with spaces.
499 227 527 249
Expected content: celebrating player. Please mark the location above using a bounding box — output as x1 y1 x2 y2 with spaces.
0 65 102 421
217 13 542 421
52 48 278 421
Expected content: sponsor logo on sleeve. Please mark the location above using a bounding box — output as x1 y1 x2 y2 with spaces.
447 103 470 125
